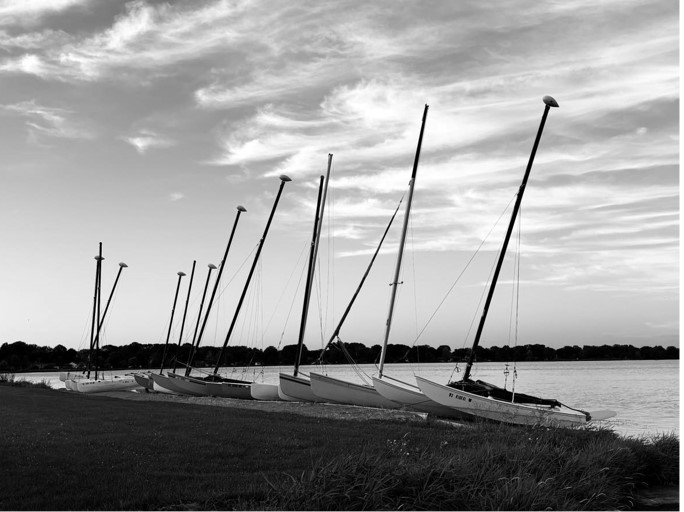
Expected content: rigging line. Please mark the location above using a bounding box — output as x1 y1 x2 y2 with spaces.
447 195 519 383
215 242 259 301
336 339 373 385
408 192 519 358
266 239 308 342
271 240 310 349
409 210 419 341
327 158 336 337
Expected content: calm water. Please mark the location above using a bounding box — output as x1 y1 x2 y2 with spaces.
17 359 678 438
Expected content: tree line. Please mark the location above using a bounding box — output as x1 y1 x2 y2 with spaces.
0 340 678 372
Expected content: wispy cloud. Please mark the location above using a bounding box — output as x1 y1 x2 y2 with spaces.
0 0 92 27
123 129 175 154
2 100 94 142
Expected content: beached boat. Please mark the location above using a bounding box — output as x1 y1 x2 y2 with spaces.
193 175 292 399
74 374 141 393
277 156 332 402
69 243 140 393
414 96 616 427
309 105 430 409
168 206 244 393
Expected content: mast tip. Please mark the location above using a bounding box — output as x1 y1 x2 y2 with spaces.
279 174 292 182
177 271 186 277
118 262 128 268
208 263 217 269
236 205 247 212
543 96 559 107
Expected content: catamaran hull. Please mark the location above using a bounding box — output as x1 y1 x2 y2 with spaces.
251 382 281 401
165 373 210 396
204 380 254 399
133 373 154 391
372 376 472 420
73 376 141 393
416 376 587 427
309 372 400 409
278 373 322 402
150 373 181 394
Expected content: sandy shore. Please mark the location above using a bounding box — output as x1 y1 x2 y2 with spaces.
88 388 438 423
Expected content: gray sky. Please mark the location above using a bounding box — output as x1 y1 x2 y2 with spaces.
0 0 678 354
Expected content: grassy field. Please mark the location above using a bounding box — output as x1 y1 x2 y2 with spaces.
0 382 678 510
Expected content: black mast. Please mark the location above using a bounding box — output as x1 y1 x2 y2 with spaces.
91 261 128 380
213 175 292 375
462 96 559 381
185 263 216 372
293 175 325 377
160 271 185 374
316 198 404 359
172 260 196 372
185 206 246 376
86 243 103 379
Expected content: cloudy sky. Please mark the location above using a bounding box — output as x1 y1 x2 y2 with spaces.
0 0 678 356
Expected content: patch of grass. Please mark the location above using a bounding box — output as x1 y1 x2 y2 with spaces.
250 423 678 511
0 373 51 389
0 386 677 511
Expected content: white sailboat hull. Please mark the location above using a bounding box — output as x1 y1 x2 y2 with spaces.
309 372 400 409
250 382 281 401
166 373 210 396
150 373 180 394
133 372 154 391
278 373 321 402
73 375 141 394
372 375 472 420
416 376 588 427
204 380 254 399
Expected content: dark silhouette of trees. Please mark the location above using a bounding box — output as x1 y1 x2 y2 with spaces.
0 339 678 372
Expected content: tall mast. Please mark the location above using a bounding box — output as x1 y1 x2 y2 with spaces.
378 104 429 377
173 260 196 372
293 154 333 375
185 263 216 373
160 271 185 374
91 262 128 380
462 96 559 381
86 243 103 379
293 175 325 376
213 175 292 374
185 205 246 376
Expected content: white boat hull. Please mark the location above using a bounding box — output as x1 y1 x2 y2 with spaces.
166 373 210 396
278 373 321 402
372 375 472 420
150 373 180 394
251 382 281 401
73 375 142 394
133 373 154 391
204 380 253 399
416 376 588 427
309 372 400 409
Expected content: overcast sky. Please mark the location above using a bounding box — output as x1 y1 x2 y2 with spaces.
0 0 678 356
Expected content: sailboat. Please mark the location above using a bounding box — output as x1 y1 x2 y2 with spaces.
308 105 430 409
161 205 246 396
67 243 139 393
277 155 332 402
415 96 616 427
196 175 292 399
149 270 189 394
